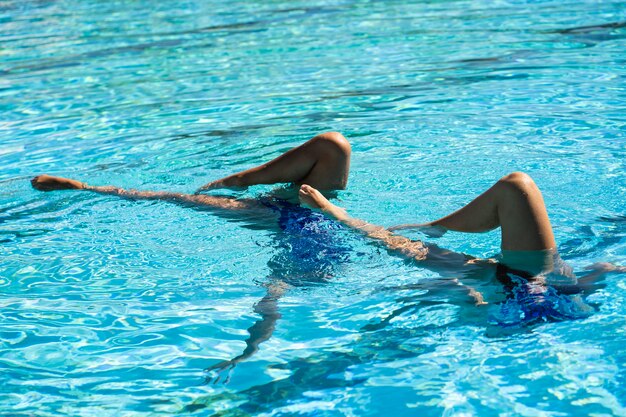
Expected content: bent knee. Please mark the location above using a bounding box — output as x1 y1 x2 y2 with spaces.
313 131 351 157
498 171 538 194
502 171 534 185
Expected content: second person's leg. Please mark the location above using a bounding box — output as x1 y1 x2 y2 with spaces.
427 172 556 251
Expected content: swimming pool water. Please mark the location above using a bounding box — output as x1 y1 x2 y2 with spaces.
2 0 626 415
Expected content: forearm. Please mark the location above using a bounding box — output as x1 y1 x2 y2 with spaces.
298 185 429 261
331 212 429 261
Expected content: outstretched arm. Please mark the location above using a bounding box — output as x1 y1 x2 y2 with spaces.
298 185 487 304
298 185 430 261
298 184 478 268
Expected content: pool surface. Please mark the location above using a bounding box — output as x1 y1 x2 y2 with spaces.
2 0 626 415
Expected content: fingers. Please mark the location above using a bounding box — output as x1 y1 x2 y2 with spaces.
299 184 323 200
298 184 312 198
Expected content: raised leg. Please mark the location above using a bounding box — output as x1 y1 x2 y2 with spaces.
426 172 556 251
389 172 556 251
196 132 351 193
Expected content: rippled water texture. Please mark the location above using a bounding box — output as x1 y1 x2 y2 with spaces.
2 0 626 416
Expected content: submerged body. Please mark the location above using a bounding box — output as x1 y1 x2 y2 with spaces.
262 196 350 286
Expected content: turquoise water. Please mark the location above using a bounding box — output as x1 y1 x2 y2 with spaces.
2 0 626 415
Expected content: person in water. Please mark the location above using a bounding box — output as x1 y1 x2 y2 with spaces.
28 131 595 265
31 132 621 379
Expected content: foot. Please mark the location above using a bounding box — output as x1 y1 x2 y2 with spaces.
195 177 246 194
584 262 626 273
298 184 347 221
31 175 86 191
388 223 447 238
